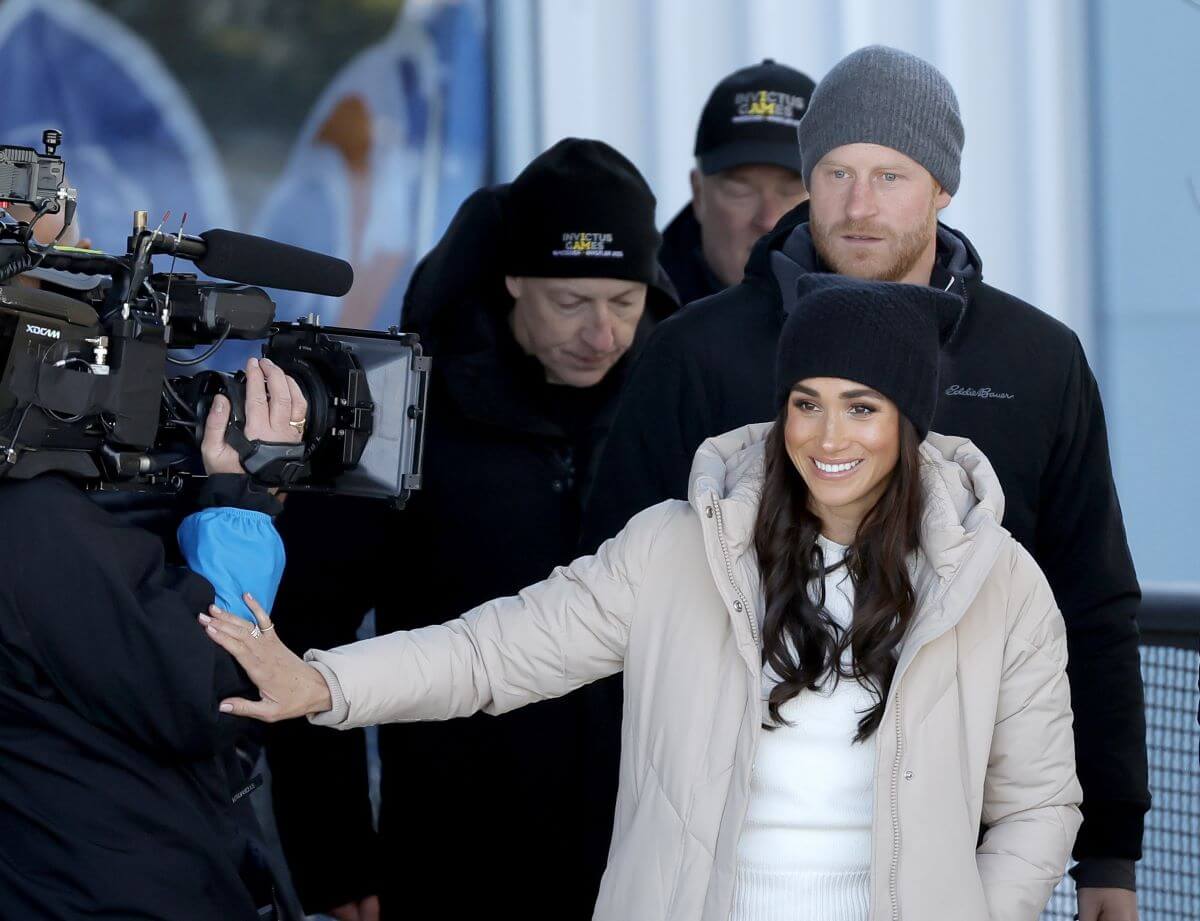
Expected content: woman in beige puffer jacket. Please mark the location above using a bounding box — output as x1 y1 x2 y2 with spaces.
205 278 1082 921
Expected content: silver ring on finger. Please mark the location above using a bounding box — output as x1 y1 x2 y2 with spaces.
262 623 275 633
249 624 262 639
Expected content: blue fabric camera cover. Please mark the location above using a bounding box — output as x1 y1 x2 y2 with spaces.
178 507 285 625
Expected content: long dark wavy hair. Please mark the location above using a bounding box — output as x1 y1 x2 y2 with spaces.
752 405 924 742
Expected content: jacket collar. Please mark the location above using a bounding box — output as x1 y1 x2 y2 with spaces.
742 199 984 325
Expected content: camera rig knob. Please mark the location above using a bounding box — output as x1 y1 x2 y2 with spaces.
42 130 62 157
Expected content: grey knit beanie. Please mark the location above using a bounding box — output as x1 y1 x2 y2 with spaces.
799 45 964 195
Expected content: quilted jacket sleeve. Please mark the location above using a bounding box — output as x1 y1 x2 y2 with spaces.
304 502 678 729
976 544 1084 919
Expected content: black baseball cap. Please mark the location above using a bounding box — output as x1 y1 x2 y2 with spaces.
694 59 817 176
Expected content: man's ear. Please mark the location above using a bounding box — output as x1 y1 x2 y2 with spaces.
504 276 522 300
934 183 952 212
689 168 704 220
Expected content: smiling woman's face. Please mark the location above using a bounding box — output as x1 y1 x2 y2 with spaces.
783 376 902 539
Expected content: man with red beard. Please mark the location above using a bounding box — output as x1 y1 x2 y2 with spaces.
582 45 1147 921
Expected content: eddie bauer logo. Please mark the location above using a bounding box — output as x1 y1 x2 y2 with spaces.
733 90 806 126
944 384 1015 400
552 232 624 259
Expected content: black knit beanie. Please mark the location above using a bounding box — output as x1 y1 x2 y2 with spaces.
775 274 964 439
504 138 660 286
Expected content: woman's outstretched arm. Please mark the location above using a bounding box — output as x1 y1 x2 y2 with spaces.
201 502 681 727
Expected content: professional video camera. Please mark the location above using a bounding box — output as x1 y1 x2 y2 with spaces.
0 131 429 506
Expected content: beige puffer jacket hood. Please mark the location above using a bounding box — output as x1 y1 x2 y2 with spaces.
309 424 1082 921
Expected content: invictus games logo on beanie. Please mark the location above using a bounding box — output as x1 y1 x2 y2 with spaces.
505 138 659 282
732 90 807 126
552 232 625 259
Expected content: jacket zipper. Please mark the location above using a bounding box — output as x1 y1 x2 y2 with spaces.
708 500 759 647
888 688 904 921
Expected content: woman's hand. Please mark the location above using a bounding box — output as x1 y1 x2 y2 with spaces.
199 593 333 721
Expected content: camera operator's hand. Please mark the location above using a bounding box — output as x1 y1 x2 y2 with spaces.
200 593 333 721
201 356 307 476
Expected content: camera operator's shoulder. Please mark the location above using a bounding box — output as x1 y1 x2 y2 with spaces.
0 477 103 573
0 474 92 520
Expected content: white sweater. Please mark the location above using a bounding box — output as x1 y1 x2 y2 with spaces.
730 537 876 921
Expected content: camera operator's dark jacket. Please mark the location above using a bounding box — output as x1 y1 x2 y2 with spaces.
0 475 284 921
265 184 678 918
581 202 1150 887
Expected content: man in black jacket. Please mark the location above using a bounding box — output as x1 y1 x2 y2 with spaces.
265 139 677 921
584 45 1148 921
659 59 815 306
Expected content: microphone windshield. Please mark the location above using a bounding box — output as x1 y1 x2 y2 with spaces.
195 229 353 297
